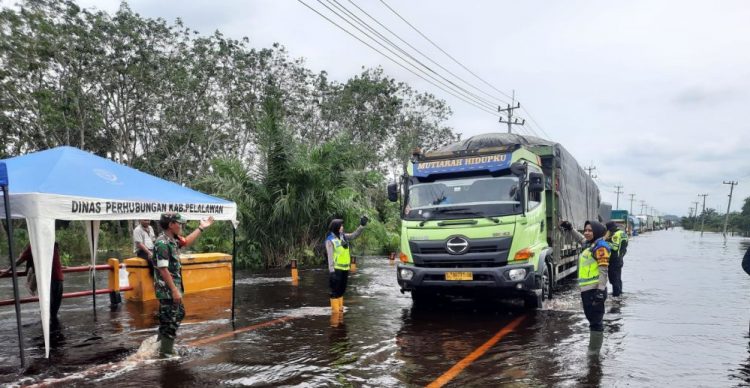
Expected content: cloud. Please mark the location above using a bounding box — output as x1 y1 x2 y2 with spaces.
673 86 743 107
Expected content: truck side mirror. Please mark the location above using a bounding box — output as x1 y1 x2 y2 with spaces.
387 182 399 202
510 162 527 176
528 172 544 193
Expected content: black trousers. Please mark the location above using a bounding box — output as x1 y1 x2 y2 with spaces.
608 256 623 296
50 279 63 325
329 269 349 298
581 289 605 332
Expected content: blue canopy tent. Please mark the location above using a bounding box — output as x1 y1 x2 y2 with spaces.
0 146 238 362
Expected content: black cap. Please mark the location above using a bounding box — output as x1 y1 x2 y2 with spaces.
605 221 618 232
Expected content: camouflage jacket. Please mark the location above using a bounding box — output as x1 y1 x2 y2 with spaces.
152 232 183 300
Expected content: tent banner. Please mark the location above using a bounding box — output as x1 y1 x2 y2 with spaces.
0 193 237 222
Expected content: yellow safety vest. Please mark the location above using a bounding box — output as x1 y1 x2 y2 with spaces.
332 237 351 271
611 230 627 252
578 240 610 287
578 248 599 287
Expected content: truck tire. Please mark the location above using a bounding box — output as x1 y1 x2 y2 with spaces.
524 264 550 309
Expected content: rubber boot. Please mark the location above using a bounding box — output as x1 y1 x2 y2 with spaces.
587 331 604 356
330 298 338 313
159 336 175 358
330 298 341 327
338 297 344 313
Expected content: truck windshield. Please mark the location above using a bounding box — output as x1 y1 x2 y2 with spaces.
404 176 521 220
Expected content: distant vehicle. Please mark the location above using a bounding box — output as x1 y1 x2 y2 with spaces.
599 202 612 223
628 215 640 236
387 133 601 309
611 209 629 233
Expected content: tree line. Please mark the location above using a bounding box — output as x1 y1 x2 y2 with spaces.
0 0 459 268
681 196 750 236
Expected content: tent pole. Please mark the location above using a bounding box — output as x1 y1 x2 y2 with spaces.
3 185 25 367
231 226 237 323
90 220 96 317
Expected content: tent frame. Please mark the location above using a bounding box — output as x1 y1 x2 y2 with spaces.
2 164 25 368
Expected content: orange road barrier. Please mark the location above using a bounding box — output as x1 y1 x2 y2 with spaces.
426 315 526 388
188 316 300 347
291 259 299 285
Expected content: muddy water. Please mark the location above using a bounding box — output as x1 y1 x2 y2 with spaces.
1 228 749 387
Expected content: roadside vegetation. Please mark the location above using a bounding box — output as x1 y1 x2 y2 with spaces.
681 197 750 236
0 0 456 268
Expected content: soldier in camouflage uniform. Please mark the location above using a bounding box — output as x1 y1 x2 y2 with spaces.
153 212 214 357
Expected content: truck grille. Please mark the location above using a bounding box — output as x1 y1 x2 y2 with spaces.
409 237 511 268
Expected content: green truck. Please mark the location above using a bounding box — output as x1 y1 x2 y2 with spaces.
387 133 601 308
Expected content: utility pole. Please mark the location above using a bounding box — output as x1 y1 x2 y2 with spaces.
722 181 738 238
628 194 636 214
698 193 708 236
692 201 699 219
640 200 646 215
614 185 624 209
584 165 597 179
689 206 694 218
498 90 525 134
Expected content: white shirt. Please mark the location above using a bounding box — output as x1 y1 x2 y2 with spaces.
133 224 156 252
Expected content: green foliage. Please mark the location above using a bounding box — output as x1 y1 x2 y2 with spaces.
681 199 750 236
0 0 458 268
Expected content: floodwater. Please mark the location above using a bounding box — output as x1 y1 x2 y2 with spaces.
1 228 749 387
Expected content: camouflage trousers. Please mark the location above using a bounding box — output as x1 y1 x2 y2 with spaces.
158 300 185 340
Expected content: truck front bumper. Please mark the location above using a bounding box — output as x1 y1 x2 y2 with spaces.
396 263 538 293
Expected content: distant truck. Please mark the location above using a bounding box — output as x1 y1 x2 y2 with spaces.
611 210 629 233
387 133 601 308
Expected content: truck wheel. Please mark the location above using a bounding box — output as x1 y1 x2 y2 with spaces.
524 265 550 309
544 263 553 300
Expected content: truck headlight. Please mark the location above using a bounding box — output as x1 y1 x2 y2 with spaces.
399 268 414 280
508 268 527 281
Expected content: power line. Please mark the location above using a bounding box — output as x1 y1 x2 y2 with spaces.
331 0 538 138
329 1 540 140
296 0 503 117
314 0 500 112
377 0 546 138
344 0 513 107
378 0 514 102
520 105 552 140
325 0 502 111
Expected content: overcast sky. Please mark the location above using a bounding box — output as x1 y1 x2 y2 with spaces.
68 0 750 216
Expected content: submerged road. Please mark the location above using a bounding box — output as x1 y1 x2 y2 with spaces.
1 228 750 387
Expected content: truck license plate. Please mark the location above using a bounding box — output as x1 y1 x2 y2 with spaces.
445 272 473 281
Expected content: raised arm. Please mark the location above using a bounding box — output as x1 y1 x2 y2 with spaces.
344 226 365 241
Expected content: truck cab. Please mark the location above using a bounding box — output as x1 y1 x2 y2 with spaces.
389 145 552 308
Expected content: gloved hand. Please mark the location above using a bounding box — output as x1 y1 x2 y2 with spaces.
360 215 369 226
559 221 572 231
593 289 607 304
